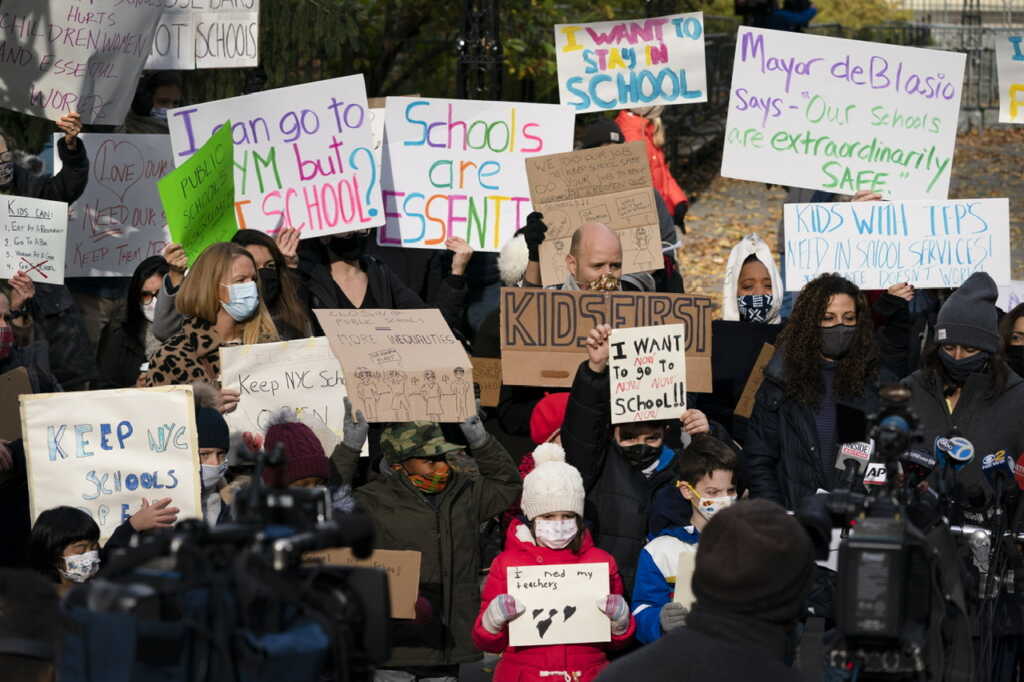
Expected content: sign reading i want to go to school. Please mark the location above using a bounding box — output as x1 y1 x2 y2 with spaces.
554 13 708 113
722 28 966 200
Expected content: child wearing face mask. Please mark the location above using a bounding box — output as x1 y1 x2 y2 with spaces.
28 507 102 593
631 435 737 643
472 444 635 681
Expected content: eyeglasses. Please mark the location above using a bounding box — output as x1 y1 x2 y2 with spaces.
140 291 159 304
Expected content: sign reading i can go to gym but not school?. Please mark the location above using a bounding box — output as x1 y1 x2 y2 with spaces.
722 27 966 200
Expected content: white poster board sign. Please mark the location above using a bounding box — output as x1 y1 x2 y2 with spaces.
147 1 260 70
998 281 1024 312
783 198 1011 290
1 195 68 285
378 97 575 252
507 562 610 647
609 324 687 424
20 386 201 543
555 13 707 113
673 547 697 610
722 28 966 199
167 75 381 237
0 1 163 125
996 33 1024 125
54 133 173 277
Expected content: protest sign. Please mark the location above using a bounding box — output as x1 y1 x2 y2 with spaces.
0 195 68 284
782 198 1011 290
998 281 1024 312
55 133 173 277
673 548 697 610
20 385 200 543
160 122 237 264
996 32 1024 125
305 548 420 619
168 75 381 237
526 142 662 286
555 12 707 113
499 288 713 392
378 97 574 252
0 1 163 125
314 309 475 423
147 1 260 70
734 343 775 419
722 28 966 199
470 357 502 408
609 324 687 424
0 367 31 442
507 562 610 647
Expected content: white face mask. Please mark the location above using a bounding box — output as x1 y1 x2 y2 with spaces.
150 107 168 121
141 298 157 322
533 518 578 550
60 550 100 583
201 462 227 488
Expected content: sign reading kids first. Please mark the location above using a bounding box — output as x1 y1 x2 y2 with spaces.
555 13 708 113
379 97 574 252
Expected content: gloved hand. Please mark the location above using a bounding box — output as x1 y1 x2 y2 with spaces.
482 594 525 634
459 414 489 450
519 211 548 262
659 601 688 633
673 202 688 234
597 594 630 636
342 397 369 451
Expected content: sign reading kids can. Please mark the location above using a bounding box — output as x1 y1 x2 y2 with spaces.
167 75 382 237
555 13 708 113
378 97 575 252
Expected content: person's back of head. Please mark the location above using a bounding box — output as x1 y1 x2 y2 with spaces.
0 568 62 682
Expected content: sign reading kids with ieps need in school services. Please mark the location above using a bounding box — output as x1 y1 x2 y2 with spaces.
378 97 575 252
555 13 707 113
996 32 1024 124
722 28 966 200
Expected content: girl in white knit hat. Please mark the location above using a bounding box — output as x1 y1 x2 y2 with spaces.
471 443 635 681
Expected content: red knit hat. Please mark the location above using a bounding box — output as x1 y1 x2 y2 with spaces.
529 391 570 445
262 420 330 487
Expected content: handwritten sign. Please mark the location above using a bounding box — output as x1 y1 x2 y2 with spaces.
722 28 966 199
609 324 687 424
673 548 697 610
160 121 237 264
507 562 610 647
526 142 662 286
499 288 713 392
314 309 475 423
20 385 201 543
782 198 1011 290
1 195 68 285
305 548 421 619
55 133 173 277
555 12 707 113
378 97 574 252
0 1 163 125
998 281 1024 312
996 33 1024 124
148 1 260 70
470 357 502 408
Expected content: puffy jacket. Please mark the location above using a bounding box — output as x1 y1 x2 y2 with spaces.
614 111 687 217
631 524 699 644
473 520 634 681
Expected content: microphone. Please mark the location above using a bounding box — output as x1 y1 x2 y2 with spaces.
834 441 872 489
935 435 975 472
900 448 937 488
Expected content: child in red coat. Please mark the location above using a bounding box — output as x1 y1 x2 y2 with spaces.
472 444 635 681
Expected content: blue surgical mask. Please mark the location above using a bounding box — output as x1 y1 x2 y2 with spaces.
221 281 259 321
150 107 168 121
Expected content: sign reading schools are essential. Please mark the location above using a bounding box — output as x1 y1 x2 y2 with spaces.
168 75 381 237
0 195 68 285
782 198 1011 290
996 33 1024 124
555 13 707 113
722 28 966 199
20 386 201 543
507 562 610 647
55 133 173 277
378 97 575 252
147 0 259 70
500 288 713 392
0 1 163 125
609 324 687 424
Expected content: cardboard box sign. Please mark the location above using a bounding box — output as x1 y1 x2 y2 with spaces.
305 548 421 619
499 288 713 392
470 357 502 408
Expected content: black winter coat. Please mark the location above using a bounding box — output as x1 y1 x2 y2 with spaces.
95 320 147 388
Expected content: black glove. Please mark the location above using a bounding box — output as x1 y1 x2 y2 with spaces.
673 202 689 234
519 211 547 262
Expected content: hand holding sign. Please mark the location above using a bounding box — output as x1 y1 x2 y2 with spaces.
56 112 83 149
507 562 611 646
586 324 612 374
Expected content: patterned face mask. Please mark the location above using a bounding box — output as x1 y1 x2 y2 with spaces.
396 460 451 494
587 272 620 291
737 294 773 323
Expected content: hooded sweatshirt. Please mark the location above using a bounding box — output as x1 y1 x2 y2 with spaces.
720 234 784 324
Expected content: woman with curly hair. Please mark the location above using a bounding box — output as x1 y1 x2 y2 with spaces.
746 273 888 509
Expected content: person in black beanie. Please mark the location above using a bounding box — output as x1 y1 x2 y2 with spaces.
597 499 814 682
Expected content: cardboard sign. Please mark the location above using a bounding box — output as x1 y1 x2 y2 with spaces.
555 12 708 113
733 342 775 419
998 281 1024 312
783 198 1011 290
20 386 201 543
0 195 68 284
996 33 1024 124
499 288 713 392
378 96 575 252
0 367 31 442
0 1 163 125
305 548 421 619
55 133 173 277
673 547 697 610
314 309 475 423
722 28 966 199
507 562 610 647
470 357 502 408
609 324 687 424
526 142 662 286
160 122 237 265
147 1 260 70
168 75 380 237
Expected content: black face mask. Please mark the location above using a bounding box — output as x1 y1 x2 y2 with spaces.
939 349 990 385
1007 346 1024 378
821 324 857 360
258 267 280 303
614 442 661 469
327 232 368 261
